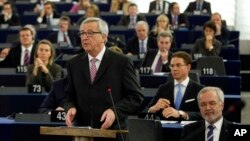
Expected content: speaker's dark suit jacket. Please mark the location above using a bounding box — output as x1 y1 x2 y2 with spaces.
64 48 144 129
145 79 204 120
0 13 20 26
148 0 170 14
141 49 173 72
1 42 37 67
184 1 211 15
38 77 67 113
126 36 157 55
180 119 232 141
47 30 80 47
118 14 146 26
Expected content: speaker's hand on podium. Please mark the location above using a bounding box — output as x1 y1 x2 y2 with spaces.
66 107 77 126
100 109 115 129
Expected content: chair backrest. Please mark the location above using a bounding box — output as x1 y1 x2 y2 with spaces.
196 56 226 76
6 34 19 43
181 43 194 50
128 118 163 141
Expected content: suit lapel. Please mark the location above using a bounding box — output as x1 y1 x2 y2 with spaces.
92 49 111 84
179 80 193 109
81 53 91 84
219 119 231 141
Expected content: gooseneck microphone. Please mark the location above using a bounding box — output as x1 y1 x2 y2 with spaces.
107 86 125 141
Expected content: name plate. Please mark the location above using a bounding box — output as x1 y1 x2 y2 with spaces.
28 84 42 93
51 110 66 122
16 65 27 73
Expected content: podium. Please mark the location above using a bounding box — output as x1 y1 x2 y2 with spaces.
40 126 128 141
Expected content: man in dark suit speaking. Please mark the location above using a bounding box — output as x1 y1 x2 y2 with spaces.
180 87 233 141
64 17 144 132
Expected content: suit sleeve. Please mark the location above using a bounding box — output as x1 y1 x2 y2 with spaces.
63 61 77 112
38 87 57 113
113 58 144 119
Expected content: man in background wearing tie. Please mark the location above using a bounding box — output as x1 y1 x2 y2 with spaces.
141 31 173 73
145 51 204 120
118 3 146 29
180 86 232 141
36 1 60 25
0 26 37 67
64 17 144 140
47 15 80 47
184 0 212 15
126 21 157 58
148 0 170 14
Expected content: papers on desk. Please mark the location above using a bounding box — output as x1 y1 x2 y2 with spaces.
160 120 197 126
180 121 197 125
160 120 178 124
153 72 169 76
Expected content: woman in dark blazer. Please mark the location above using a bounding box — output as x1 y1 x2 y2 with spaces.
26 40 62 92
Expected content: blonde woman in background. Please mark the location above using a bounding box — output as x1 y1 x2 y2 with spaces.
76 4 99 25
26 40 62 92
149 14 171 38
109 0 131 15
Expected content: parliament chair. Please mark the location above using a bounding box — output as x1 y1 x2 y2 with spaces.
128 118 163 141
195 56 226 76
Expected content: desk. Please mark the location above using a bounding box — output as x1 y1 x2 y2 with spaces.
0 117 71 141
139 88 241 122
0 93 47 117
174 30 240 48
187 15 210 29
0 117 245 141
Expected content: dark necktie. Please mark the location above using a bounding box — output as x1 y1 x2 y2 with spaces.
158 3 161 11
140 40 145 53
207 125 214 141
90 58 97 83
24 49 30 65
129 16 136 28
63 32 68 43
197 3 202 11
155 56 162 72
175 83 183 110
47 16 51 25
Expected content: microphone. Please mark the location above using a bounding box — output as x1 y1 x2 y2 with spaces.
107 86 125 141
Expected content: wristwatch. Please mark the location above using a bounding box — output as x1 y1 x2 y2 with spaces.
178 110 186 119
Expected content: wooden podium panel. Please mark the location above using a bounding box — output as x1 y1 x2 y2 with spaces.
40 126 127 141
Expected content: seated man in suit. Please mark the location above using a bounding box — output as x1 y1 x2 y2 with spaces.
37 1 60 25
145 51 204 120
167 2 189 30
184 0 211 15
180 86 233 141
118 3 146 29
126 21 157 58
141 31 173 73
47 15 80 47
0 26 37 67
38 77 67 114
0 2 20 26
148 0 170 14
